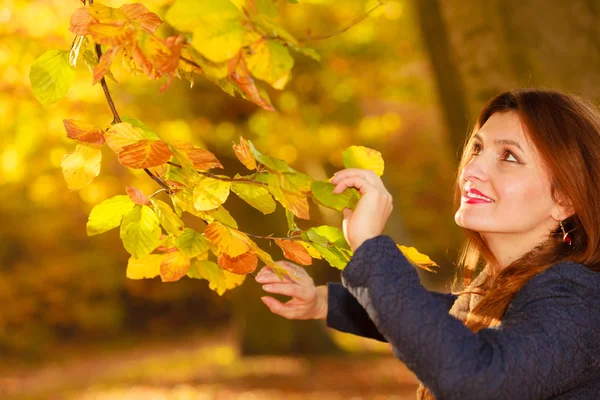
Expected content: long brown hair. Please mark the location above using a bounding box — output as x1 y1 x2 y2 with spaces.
418 89 600 399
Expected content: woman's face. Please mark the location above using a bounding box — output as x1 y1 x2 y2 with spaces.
454 111 561 239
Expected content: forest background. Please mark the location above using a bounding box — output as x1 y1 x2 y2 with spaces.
2 0 600 398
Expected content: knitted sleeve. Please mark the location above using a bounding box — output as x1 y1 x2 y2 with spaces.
341 235 600 400
326 282 457 342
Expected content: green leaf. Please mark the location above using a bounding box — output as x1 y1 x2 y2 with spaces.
247 140 294 173
310 225 351 250
301 231 350 270
126 254 165 279
197 206 239 228
152 199 185 237
253 15 298 46
291 46 320 61
61 144 102 191
311 181 359 211
175 228 211 258
165 0 241 32
30 50 75 105
192 175 231 211
285 208 299 232
231 174 277 214
342 146 385 177
120 205 162 258
87 195 136 236
192 19 244 63
188 258 245 295
246 40 293 90
281 171 312 193
256 0 278 17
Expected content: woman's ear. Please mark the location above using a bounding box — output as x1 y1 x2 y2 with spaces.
552 191 575 221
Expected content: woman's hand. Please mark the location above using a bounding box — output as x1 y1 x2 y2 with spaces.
256 261 328 320
331 168 394 252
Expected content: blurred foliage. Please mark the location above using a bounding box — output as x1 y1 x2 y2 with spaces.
1 0 459 358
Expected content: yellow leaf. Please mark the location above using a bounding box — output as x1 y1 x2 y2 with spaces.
246 40 294 90
105 121 158 152
267 173 309 219
191 19 244 63
398 245 438 273
120 205 162 259
188 259 245 296
171 142 223 170
192 175 231 211
204 221 251 257
61 144 102 191
231 176 276 214
342 146 385 177
160 250 191 282
126 254 165 279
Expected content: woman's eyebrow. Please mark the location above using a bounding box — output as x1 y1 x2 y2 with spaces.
473 133 525 153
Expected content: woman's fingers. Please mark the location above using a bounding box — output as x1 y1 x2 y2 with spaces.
261 296 308 319
262 283 313 302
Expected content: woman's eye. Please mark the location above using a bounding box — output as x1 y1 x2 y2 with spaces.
501 150 519 163
472 143 482 155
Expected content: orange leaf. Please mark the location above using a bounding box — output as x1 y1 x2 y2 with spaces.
218 251 258 275
274 239 312 266
118 139 172 169
132 32 183 81
160 250 190 282
126 186 151 205
69 7 95 35
171 142 223 170
120 3 162 34
93 46 120 85
229 56 274 112
233 136 256 170
63 119 105 145
204 222 252 257
89 22 136 46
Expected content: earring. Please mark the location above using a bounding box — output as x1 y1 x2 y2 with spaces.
560 220 572 246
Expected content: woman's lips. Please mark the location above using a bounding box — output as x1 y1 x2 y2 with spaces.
462 188 495 204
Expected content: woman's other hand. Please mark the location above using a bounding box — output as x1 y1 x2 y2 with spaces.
330 168 394 252
256 261 328 320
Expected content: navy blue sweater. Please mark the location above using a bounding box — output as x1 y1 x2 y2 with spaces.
326 235 600 399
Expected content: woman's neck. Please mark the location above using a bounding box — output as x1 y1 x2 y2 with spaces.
481 230 550 272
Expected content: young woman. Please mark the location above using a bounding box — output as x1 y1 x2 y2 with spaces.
256 89 600 399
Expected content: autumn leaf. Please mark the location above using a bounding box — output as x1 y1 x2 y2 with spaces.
192 175 231 211
120 205 162 259
63 119 105 145
229 56 274 111
274 239 312 265
104 120 159 152
87 195 136 236
151 199 184 237
218 251 258 275
160 250 191 282
171 142 223 170
233 136 257 170
267 173 309 219
204 221 251 257
188 258 245 296
88 22 136 47
174 228 211 258
133 31 183 80
126 253 165 279
164 0 241 32
246 40 294 90
196 206 238 228
61 144 102 191
192 19 244 63
120 3 162 34
30 50 75 106
398 245 438 273
247 140 294 173
118 139 172 169
231 175 276 214
126 186 151 205
342 146 385 177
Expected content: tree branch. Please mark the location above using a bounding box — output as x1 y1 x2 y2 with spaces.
297 1 385 42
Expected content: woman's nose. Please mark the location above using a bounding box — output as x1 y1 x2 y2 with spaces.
461 156 489 183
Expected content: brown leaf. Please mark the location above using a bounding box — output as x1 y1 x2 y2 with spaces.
118 139 172 169
274 239 312 266
229 56 274 112
120 3 162 34
132 32 183 81
171 142 223 170
218 251 258 275
69 7 95 35
233 136 256 170
160 250 190 282
93 46 120 85
63 119 105 145
126 186 151 205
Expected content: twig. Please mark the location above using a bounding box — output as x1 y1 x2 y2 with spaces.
297 1 385 42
